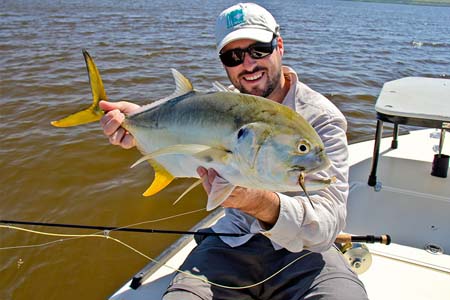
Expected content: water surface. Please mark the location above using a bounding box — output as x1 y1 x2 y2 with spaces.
1 0 449 299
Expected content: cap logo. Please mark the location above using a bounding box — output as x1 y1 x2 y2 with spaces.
226 8 245 28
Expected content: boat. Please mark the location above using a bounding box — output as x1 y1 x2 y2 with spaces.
109 77 450 300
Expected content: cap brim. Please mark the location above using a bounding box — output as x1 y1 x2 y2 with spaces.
217 28 274 54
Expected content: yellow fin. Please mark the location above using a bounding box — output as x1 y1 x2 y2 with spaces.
171 68 194 96
51 106 104 127
143 160 175 197
51 50 106 127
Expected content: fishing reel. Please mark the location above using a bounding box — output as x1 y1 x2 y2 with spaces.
336 234 391 274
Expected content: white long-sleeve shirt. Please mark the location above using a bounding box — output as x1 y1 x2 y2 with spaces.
211 66 349 253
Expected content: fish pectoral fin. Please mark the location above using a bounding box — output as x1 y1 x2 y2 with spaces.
194 148 232 165
130 144 212 168
143 160 175 196
172 179 203 206
51 50 106 127
206 177 235 211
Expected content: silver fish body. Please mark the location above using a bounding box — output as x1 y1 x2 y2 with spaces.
123 70 330 209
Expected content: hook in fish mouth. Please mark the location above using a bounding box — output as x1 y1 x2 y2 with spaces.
298 172 315 209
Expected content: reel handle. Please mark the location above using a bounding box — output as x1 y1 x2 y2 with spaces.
336 233 391 245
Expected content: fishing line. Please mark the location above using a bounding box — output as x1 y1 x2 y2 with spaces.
1 208 388 289
0 208 208 251
0 219 243 237
0 223 313 290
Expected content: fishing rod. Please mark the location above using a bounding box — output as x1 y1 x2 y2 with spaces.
0 219 391 244
0 219 244 237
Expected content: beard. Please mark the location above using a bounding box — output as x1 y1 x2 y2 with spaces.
229 65 282 98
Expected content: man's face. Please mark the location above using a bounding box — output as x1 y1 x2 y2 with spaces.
221 37 284 99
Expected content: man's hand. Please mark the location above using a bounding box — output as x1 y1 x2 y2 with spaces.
99 100 140 149
197 167 281 227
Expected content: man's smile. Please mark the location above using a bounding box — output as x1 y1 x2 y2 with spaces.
243 71 263 81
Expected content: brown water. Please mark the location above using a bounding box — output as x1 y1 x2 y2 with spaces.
1 0 449 299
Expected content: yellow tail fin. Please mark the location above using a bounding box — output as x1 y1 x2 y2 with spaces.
51 50 106 127
143 160 175 197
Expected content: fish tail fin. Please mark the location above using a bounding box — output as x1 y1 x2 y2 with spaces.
143 160 175 197
51 49 106 127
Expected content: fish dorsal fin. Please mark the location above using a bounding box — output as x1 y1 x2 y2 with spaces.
171 68 194 96
128 69 194 116
212 81 233 92
143 159 175 196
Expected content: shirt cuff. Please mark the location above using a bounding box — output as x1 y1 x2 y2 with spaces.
258 193 306 252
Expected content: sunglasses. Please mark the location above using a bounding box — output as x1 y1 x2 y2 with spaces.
219 37 278 67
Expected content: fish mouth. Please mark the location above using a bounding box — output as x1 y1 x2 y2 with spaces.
289 155 331 177
289 166 306 173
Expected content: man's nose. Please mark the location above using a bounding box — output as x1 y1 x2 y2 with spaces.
242 52 257 69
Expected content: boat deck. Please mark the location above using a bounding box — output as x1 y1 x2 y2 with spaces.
346 129 450 299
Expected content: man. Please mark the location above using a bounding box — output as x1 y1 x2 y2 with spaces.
101 3 368 299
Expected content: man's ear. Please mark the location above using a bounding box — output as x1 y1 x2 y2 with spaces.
277 36 284 56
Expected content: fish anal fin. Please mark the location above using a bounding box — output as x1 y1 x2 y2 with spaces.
173 179 203 206
143 160 175 197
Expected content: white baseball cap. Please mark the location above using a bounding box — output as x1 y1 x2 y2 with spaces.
215 3 280 54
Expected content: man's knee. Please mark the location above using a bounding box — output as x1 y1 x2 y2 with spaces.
305 277 368 300
164 271 213 300
163 290 205 300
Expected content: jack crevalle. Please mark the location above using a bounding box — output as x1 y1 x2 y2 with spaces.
52 50 334 210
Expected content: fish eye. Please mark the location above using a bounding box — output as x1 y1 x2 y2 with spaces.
297 140 310 154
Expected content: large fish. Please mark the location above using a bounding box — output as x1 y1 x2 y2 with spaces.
52 50 334 210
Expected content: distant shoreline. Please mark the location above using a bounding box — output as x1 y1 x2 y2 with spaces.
342 0 450 7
